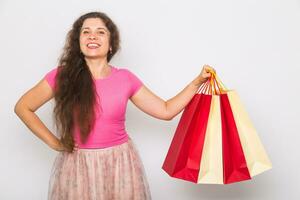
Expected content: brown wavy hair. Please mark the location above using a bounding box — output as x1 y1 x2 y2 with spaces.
52 12 120 152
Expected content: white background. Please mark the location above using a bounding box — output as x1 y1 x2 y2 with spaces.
1 0 299 199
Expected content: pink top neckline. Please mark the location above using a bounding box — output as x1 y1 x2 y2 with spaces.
93 65 117 81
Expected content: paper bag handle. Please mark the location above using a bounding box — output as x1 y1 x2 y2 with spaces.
197 69 227 95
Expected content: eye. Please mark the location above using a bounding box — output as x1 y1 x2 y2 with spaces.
82 30 89 34
98 31 106 35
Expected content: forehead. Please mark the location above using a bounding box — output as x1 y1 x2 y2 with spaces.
81 18 107 30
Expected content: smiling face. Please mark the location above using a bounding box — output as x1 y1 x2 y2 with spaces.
79 18 111 60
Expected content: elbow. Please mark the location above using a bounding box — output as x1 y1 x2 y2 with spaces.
14 100 26 116
163 102 174 121
14 102 22 116
164 116 173 121
163 113 174 121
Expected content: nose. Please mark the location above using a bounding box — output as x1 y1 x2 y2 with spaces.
88 33 97 40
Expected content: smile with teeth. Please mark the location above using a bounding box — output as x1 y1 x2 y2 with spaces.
87 43 101 49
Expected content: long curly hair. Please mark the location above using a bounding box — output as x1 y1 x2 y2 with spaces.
53 12 120 152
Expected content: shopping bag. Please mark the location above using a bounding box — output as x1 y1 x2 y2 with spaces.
227 91 272 177
197 95 223 184
162 70 272 184
220 93 251 184
162 94 212 183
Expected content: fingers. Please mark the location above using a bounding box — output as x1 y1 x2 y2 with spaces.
203 64 216 74
72 143 79 153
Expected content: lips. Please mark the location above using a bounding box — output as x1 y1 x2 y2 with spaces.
87 43 101 49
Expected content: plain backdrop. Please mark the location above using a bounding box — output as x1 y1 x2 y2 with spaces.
1 0 299 199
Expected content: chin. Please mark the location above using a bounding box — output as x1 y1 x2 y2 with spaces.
84 54 107 59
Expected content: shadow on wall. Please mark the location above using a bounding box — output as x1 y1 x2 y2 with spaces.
179 173 275 200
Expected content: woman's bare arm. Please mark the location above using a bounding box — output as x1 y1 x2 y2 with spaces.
130 65 215 120
14 78 65 152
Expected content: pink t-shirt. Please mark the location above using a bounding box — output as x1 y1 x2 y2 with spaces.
43 65 143 149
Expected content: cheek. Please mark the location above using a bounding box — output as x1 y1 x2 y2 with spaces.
101 36 110 45
79 37 87 50
103 43 109 49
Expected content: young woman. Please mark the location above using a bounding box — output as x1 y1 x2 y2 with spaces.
14 11 215 200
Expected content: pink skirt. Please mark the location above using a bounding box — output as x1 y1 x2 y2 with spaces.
48 137 152 200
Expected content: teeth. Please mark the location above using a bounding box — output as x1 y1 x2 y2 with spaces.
87 43 100 47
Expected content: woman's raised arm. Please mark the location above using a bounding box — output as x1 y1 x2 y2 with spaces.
130 65 215 120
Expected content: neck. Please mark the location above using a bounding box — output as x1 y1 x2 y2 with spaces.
84 57 110 76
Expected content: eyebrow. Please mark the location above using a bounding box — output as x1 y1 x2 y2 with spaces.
81 27 108 31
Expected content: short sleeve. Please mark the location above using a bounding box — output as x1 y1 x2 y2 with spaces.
124 69 144 97
43 67 58 89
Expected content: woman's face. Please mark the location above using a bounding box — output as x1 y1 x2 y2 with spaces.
79 18 111 59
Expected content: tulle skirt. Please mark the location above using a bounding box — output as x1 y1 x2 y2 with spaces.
48 137 152 200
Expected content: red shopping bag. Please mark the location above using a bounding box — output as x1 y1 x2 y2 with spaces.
220 94 251 184
162 94 211 183
162 70 271 184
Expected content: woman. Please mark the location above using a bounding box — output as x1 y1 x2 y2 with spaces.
14 11 215 200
